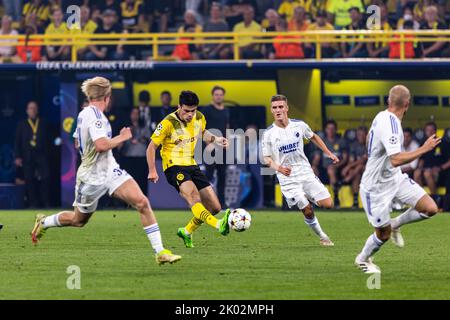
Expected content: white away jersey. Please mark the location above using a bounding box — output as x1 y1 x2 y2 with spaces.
261 119 315 185
74 105 116 185
361 110 403 191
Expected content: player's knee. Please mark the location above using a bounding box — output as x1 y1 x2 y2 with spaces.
135 195 150 212
319 198 333 209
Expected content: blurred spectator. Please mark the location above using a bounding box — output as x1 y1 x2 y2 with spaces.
93 0 122 22
288 5 309 31
119 108 151 194
268 18 304 59
14 101 50 208
202 85 230 207
201 2 231 59
419 5 447 58
414 122 442 200
137 90 153 130
224 0 257 29
22 0 50 29
2 0 23 22
340 7 367 58
341 126 367 207
261 8 279 32
44 7 70 61
172 10 202 60
400 127 420 175
138 0 170 32
414 0 437 22
0 15 19 61
154 90 174 123
367 4 392 58
389 20 417 58
397 4 420 30
306 10 337 58
16 24 43 62
69 5 98 60
120 0 142 32
320 119 348 207
309 0 329 19
327 0 364 29
84 9 126 60
233 6 263 59
278 0 301 21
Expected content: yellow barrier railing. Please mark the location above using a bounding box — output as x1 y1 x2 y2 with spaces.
1 30 449 62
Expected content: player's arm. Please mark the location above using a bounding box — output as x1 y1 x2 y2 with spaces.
146 140 160 183
203 129 229 148
390 134 441 167
310 133 340 164
263 156 291 176
147 120 171 183
94 127 132 152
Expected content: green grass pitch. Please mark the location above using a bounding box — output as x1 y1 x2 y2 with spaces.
0 209 449 299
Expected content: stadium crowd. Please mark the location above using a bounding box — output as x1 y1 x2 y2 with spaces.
1 0 450 62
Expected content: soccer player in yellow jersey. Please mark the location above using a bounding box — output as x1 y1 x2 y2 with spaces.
147 91 231 248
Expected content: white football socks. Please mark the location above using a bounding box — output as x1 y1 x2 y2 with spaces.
304 216 328 239
144 223 164 254
358 233 385 261
42 214 62 229
391 208 429 229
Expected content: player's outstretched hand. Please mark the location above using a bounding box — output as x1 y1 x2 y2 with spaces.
329 153 340 164
423 134 442 152
277 165 291 176
148 170 159 183
120 127 133 141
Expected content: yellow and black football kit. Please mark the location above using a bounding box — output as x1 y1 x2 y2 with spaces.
150 110 210 192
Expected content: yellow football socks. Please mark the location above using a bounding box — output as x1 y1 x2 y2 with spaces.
191 202 219 229
185 217 203 234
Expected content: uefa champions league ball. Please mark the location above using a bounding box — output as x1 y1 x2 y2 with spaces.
228 208 251 232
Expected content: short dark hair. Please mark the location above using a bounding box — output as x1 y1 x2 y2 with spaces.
161 90 171 97
139 90 150 103
325 119 337 129
424 122 437 131
211 85 225 95
271 94 288 103
403 127 413 135
179 90 199 107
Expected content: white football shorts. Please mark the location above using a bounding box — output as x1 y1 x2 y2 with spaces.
73 166 132 213
281 174 331 210
360 173 426 228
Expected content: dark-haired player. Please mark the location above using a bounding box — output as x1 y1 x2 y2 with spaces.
146 91 231 248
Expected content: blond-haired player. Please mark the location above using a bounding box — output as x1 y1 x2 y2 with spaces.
31 77 181 265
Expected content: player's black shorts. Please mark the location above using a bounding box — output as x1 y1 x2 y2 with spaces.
164 165 210 192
